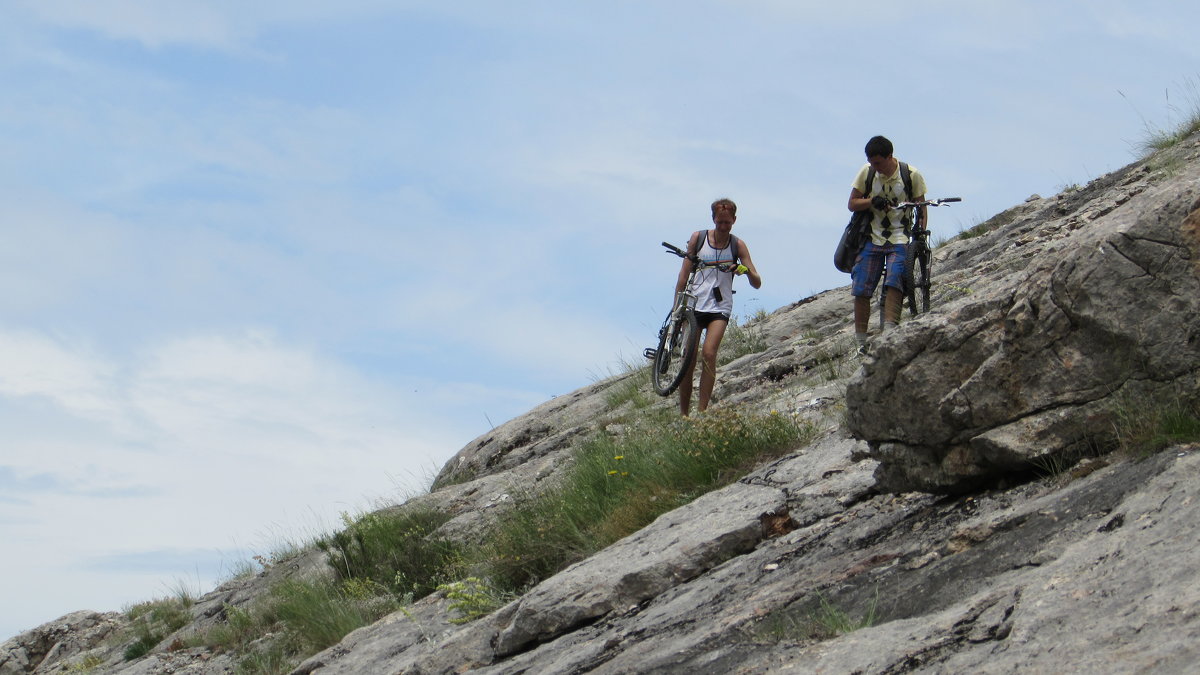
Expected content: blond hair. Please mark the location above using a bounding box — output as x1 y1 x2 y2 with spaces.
710 198 737 218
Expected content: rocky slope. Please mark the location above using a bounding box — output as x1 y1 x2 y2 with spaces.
4 134 1200 674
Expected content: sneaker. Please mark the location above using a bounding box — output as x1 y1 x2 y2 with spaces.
854 333 869 359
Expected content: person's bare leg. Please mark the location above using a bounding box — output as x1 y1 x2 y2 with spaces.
884 286 903 326
854 296 871 335
677 329 703 416
697 320 727 412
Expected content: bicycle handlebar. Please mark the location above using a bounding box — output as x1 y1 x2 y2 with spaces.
661 241 737 272
895 197 961 208
661 241 687 257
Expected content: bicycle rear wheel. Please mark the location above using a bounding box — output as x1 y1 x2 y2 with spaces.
652 310 699 396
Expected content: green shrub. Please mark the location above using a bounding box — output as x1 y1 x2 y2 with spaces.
122 593 193 660
317 507 460 599
201 603 261 653
486 407 815 591
198 578 398 673
437 577 510 624
234 639 294 675
267 578 387 654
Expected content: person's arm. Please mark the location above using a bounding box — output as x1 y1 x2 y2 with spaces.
736 242 762 290
848 188 873 212
674 232 697 303
915 194 928 229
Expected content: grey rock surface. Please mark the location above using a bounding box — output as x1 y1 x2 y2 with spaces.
848 157 1200 493
0 611 120 675
6 135 1199 675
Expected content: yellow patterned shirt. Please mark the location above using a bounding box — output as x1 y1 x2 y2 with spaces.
852 162 927 245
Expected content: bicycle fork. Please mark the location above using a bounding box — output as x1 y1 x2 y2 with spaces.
644 291 696 361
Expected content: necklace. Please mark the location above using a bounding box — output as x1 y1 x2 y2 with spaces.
707 230 731 252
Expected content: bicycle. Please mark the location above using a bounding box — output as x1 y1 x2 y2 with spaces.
875 197 961 327
643 241 741 396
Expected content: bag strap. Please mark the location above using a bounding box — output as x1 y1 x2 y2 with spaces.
688 230 740 264
865 163 912 200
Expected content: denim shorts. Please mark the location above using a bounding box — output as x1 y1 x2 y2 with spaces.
851 241 907 298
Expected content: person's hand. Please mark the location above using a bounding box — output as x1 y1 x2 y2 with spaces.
734 264 749 275
871 195 890 210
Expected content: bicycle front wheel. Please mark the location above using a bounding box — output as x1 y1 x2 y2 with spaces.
911 245 931 313
652 310 699 396
902 256 918 317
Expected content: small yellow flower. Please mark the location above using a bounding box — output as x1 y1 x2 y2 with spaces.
613 455 625 460
607 470 619 476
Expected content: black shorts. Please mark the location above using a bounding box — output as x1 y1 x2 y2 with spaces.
694 311 730 329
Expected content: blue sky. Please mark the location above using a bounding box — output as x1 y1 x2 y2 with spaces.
2 1 1197 638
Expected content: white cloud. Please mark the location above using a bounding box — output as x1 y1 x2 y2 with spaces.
18 0 247 50
0 320 569 642
12 0 470 52
0 331 121 424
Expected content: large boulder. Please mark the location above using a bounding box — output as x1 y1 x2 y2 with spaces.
848 156 1200 493
0 611 120 675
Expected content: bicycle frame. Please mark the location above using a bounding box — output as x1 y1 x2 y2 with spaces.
876 198 960 326
646 241 736 396
663 241 733 317
672 273 698 320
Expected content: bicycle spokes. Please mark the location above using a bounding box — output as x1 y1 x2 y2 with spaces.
651 312 698 396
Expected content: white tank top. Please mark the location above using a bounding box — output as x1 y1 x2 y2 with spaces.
691 231 735 315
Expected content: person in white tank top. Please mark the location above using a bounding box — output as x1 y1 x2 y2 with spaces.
672 198 762 416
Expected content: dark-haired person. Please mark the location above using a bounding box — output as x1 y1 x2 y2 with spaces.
846 135 927 354
673 198 762 416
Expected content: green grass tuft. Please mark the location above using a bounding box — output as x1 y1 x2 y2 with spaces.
1123 76 1200 156
720 314 769 364
484 407 815 592
754 589 879 642
317 507 461 600
602 361 653 411
122 591 193 660
194 402 823 667
438 577 512 623
267 578 390 654
1112 393 1200 458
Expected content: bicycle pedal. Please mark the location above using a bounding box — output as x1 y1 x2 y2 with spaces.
643 348 657 360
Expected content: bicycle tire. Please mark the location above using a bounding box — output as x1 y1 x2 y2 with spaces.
913 246 931 313
878 279 887 330
652 309 699 396
903 254 918 317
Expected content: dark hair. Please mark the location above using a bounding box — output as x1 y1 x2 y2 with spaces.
864 135 893 159
711 198 737 217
